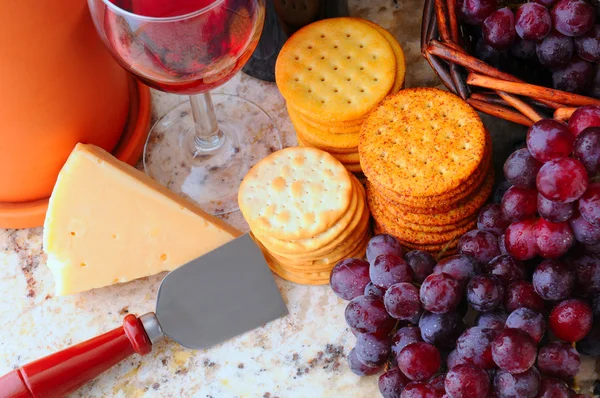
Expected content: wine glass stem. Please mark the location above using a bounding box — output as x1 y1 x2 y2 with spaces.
189 92 224 153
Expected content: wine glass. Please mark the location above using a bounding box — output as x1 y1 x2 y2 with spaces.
87 0 280 215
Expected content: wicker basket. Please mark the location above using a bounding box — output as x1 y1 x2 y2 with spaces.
420 0 600 126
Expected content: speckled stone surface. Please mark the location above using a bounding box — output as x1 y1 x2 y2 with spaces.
0 1 598 397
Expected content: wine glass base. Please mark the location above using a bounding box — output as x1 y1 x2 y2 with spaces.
143 94 282 215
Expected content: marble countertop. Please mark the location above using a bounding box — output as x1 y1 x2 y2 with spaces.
0 1 597 397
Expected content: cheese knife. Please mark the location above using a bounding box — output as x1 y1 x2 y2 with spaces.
0 234 288 398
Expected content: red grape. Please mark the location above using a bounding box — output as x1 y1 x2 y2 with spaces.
370 253 412 289
491 328 538 374
551 0 596 37
591 63 600 99
487 254 527 287
345 295 395 335
532 259 575 300
536 31 574 68
456 327 499 369
483 8 517 50
467 275 505 312
503 149 541 189
379 367 410 398
575 24 600 61
493 367 541 398
458 230 501 265
570 209 600 243
401 382 443 398
391 326 423 358
549 298 593 341
478 204 511 236
533 218 575 258
504 219 538 260
347 347 380 376
537 341 581 380
384 282 422 320
367 234 404 264
397 342 441 381
456 0 497 25
552 56 594 94
505 308 546 342
498 234 508 254
504 281 545 313
526 119 574 163
420 273 463 314
537 157 588 203
494 180 513 203
404 250 436 284
475 309 508 330
569 250 600 296
568 105 600 136
445 364 490 398
537 193 575 223
419 311 465 349
501 186 538 222
536 377 574 398
355 332 391 367
573 127 600 174
579 182 600 226
516 3 552 41
533 0 558 6
433 254 481 282
364 281 386 299
428 373 447 394
512 38 537 59
330 258 371 301
447 349 469 369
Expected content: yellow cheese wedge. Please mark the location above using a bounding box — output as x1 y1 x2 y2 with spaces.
43 143 241 296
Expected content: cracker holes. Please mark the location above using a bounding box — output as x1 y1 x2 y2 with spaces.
347 77 352 81
360 66 365 71
294 56 299 61
374 78 378 82
70 231 76 236
321 56 325 60
333 66 338 71
359 44 364 48
160 253 168 262
308 67 313 71
308 46 313 50
320 77 325 81
308 89 312 93
334 45 338 49
347 100 352 104
294 78 299 81
347 56 351 60
334 89 339 93
80 262 87 267
320 34 325 38
360 89 365 93
346 33 351 38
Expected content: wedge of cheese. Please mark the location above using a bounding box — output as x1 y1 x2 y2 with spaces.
43 143 241 296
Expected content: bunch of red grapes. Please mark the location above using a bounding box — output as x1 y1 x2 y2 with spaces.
456 0 599 96
329 106 600 398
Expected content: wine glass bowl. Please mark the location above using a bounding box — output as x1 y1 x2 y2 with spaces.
88 0 281 215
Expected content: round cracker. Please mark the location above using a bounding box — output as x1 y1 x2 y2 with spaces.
275 18 396 122
359 88 488 197
357 19 406 93
239 147 353 240
254 177 365 255
288 105 360 151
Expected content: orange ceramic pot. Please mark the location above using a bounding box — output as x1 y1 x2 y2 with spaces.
0 0 131 202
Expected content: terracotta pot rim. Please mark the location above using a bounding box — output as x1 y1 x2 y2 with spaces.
0 78 152 229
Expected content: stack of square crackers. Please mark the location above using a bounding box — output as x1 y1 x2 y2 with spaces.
238 147 371 285
275 17 405 175
359 88 494 257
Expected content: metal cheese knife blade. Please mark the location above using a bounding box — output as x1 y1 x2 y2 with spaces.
0 234 288 398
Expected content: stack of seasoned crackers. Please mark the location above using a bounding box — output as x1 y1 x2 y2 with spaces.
359 88 493 257
238 147 370 285
275 17 406 175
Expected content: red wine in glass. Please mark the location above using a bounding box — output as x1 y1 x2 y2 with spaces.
104 0 263 94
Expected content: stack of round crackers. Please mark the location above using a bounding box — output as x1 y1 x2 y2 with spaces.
359 88 493 257
238 147 371 285
275 17 406 175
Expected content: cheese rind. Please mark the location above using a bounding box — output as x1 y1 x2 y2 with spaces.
43 143 241 296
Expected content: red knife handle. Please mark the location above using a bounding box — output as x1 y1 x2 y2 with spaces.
0 314 153 398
